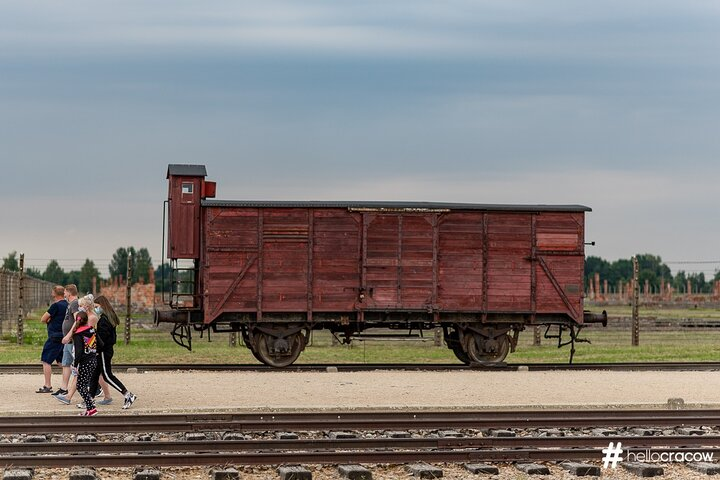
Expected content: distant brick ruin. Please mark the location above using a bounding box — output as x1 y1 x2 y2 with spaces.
98 268 156 313
587 272 720 305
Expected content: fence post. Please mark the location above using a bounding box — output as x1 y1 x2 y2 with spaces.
16 254 25 345
533 325 541 346
125 253 133 345
0 269 4 337
631 256 640 346
433 326 442 347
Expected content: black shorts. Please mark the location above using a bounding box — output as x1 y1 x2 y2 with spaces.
41 337 64 365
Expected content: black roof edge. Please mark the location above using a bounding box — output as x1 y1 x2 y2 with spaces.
202 199 591 212
167 164 207 179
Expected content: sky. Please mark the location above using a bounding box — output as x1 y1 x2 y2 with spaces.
1 0 719 278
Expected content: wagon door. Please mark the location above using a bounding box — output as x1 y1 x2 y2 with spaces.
533 212 585 323
361 213 434 310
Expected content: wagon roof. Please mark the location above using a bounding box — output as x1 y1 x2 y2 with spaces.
167 164 207 178
202 200 591 212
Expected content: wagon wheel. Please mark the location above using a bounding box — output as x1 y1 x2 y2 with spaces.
253 331 306 368
464 332 510 364
445 329 471 365
241 330 267 365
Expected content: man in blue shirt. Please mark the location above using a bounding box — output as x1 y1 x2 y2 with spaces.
37 285 68 394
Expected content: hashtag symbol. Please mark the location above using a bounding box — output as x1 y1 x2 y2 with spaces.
602 441 624 468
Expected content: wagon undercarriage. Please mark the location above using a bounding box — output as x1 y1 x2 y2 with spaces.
156 308 605 367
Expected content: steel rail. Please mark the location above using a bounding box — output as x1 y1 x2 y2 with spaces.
5 446 720 468
3 361 720 373
3 410 720 434
2 435 720 455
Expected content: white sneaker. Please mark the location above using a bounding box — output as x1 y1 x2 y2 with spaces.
122 393 137 409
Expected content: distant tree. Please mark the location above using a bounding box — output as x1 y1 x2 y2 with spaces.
65 270 81 290
584 256 610 290
134 248 153 284
25 267 43 279
109 247 136 282
673 270 687 293
109 247 153 284
43 260 66 285
2 251 19 271
154 262 173 293
687 272 707 294
635 254 672 292
79 259 101 294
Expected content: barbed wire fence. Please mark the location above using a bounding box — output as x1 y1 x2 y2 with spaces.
0 263 54 342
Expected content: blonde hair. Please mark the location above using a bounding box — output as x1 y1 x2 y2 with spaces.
64 284 78 296
78 294 95 310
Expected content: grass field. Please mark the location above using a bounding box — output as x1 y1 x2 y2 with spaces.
2 307 720 364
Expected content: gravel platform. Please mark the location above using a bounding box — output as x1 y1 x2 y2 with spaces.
3 368 720 415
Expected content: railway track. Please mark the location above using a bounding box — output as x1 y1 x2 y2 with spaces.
2 409 720 433
3 361 720 373
2 410 720 468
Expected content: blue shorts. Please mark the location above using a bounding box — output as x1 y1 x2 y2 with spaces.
41 337 64 365
61 343 74 367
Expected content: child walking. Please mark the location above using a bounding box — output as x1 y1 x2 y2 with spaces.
71 311 103 416
88 295 137 409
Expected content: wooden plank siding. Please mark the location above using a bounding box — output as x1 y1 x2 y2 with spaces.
200 206 586 325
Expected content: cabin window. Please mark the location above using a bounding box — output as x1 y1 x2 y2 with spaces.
181 182 194 195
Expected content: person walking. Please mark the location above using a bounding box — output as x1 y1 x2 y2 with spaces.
57 294 111 406
89 295 137 409
70 310 103 416
58 284 80 396
37 286 68 394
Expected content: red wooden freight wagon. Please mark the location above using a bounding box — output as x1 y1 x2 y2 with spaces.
156 164 606 366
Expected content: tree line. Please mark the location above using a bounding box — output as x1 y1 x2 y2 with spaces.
4 249 718 296
1 248 171 295
585 254 720 294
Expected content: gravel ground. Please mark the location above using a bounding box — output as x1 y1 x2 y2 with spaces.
12 463 710 480
4 368 720 414
5 369 719 479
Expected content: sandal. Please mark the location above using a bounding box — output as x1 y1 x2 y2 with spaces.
36 386 53 393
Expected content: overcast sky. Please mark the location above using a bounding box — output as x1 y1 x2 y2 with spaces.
1 1 719 277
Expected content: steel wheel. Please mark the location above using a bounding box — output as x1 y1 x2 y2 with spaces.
253 331 306 368
464 332 510 363
446 329 471 365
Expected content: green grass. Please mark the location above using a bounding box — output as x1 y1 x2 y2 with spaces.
589 302 720 320
2 308 720 364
